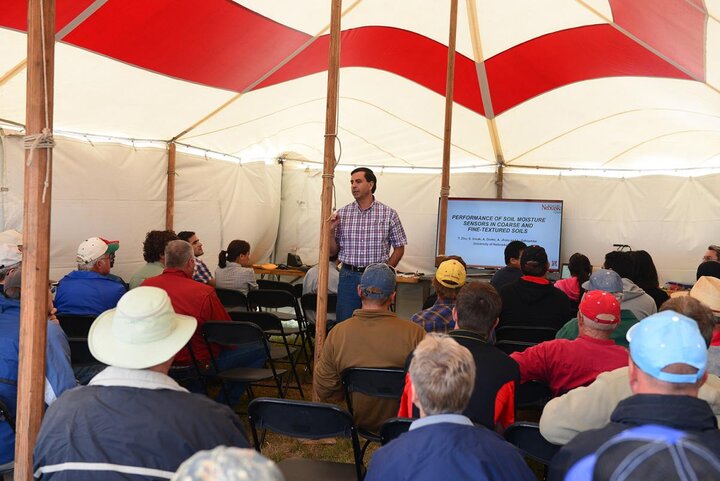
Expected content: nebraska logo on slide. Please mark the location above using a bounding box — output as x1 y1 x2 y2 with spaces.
542 204 561 212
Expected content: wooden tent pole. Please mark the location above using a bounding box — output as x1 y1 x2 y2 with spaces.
15 0 55 479
437 0 459 257
166 142 176 231
496 163 504 199
314 0 342 401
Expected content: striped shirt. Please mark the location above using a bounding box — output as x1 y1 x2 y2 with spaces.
215 262 258 295
335 199 407 267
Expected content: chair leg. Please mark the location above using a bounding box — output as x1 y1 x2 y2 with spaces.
283 335 305 399
359 438 374 463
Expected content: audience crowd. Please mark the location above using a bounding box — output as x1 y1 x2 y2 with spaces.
2 225 720 481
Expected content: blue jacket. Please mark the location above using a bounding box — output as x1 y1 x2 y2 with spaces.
0 296 76 464
366 418 536 481
54 270 126 316
33 368 250 480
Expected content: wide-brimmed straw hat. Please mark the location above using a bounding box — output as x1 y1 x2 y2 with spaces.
89 286 197 369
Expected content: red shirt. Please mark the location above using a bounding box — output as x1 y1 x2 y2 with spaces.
510 335 628 396
142 268 230 364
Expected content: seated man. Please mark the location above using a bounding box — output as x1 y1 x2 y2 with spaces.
142 240 265 399
1 268 75 469
491 240 527 291
410 258 466 333
555 269 639 348
498 245 573 331
540 295 720 445
511 290 628 396
314 263 425 432
703 244 720 263
400 282 519 430
0 243 21 294
365 334 535 481
54 237 127 316
302 254 339 295
603 251 657 320
129 230 177 289
178 231 216 286
33 287 250 480
172 446 283 481
550 309 720 480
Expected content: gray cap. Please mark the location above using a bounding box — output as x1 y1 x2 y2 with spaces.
581 269 623 293
172 446 284 481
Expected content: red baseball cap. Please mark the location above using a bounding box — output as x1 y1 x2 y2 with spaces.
579 290 620 327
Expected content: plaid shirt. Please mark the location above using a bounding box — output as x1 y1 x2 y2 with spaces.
335 199 407 267
411 298 456 333
193 257 213 284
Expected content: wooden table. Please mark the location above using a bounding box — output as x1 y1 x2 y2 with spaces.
253 266 423 283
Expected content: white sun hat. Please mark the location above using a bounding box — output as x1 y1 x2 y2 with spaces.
89 286 197 369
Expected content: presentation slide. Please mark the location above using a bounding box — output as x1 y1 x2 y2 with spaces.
441 198 563 269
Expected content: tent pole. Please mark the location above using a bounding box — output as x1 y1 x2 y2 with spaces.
496 163 504 199
314 0 342 401
437 0 459 258
15 0 55 479
166 142 176 231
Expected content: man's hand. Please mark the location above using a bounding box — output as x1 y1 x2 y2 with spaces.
328 212 341 231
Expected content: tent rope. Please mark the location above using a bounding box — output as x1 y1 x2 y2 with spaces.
23 0 54 204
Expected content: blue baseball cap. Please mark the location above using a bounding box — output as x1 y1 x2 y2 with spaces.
582 269 624 293
359 263 396 299
626 310 707 384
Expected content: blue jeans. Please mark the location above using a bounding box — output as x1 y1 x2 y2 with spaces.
337 267 363 322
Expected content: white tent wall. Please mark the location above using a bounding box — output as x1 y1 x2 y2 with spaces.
0 134 281 283
276 162 720 286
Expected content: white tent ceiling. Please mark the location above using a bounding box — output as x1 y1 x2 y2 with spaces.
1 0 719 172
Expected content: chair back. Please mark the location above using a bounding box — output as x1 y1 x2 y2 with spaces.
257 280 296 295
495 325 558 354
516 380 553 410
342 367 406 414
248 397 363 480
202 321 266 347
56 314 99 366
229 311 282 332
248 289 303 323
300 293 337 324
504 421 561 465
380 417 413 445
215 288 248 310
0 398 15 433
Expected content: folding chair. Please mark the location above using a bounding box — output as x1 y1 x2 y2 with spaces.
215 288 249 311
504 421 561 480
229 311 304 398
380 417 414 445
201 321 287 405
300 293 337 330
248 397 364 481
342 367 406 460
516 380 553 411
56 314 99 366
248 289 311 367
495 325 558 355
257 279 296 295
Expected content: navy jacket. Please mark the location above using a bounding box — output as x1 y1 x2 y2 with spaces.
550 394 720 480
366 420 535 481
34 369 249 480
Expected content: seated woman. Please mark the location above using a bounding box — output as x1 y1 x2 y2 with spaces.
554 252 592 304
215 240 258 295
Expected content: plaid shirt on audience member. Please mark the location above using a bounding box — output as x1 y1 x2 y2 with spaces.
335 199 407 267
411 298 456 333
193 257 213 284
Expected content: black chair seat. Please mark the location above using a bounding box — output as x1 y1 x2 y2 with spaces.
215 366 287 384
504 421 561 466
380 417 414 445
269 344 297 361
278 458 364 481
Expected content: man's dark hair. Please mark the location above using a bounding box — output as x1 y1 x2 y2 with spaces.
504 240 527 265
219 240 250 268
603 251 635 279
520 245 548 277
351 167 377 194
454 283 502 336
177 231 195 242
142 230 178 263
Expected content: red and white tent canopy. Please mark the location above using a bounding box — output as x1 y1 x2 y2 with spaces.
1 0 719 172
